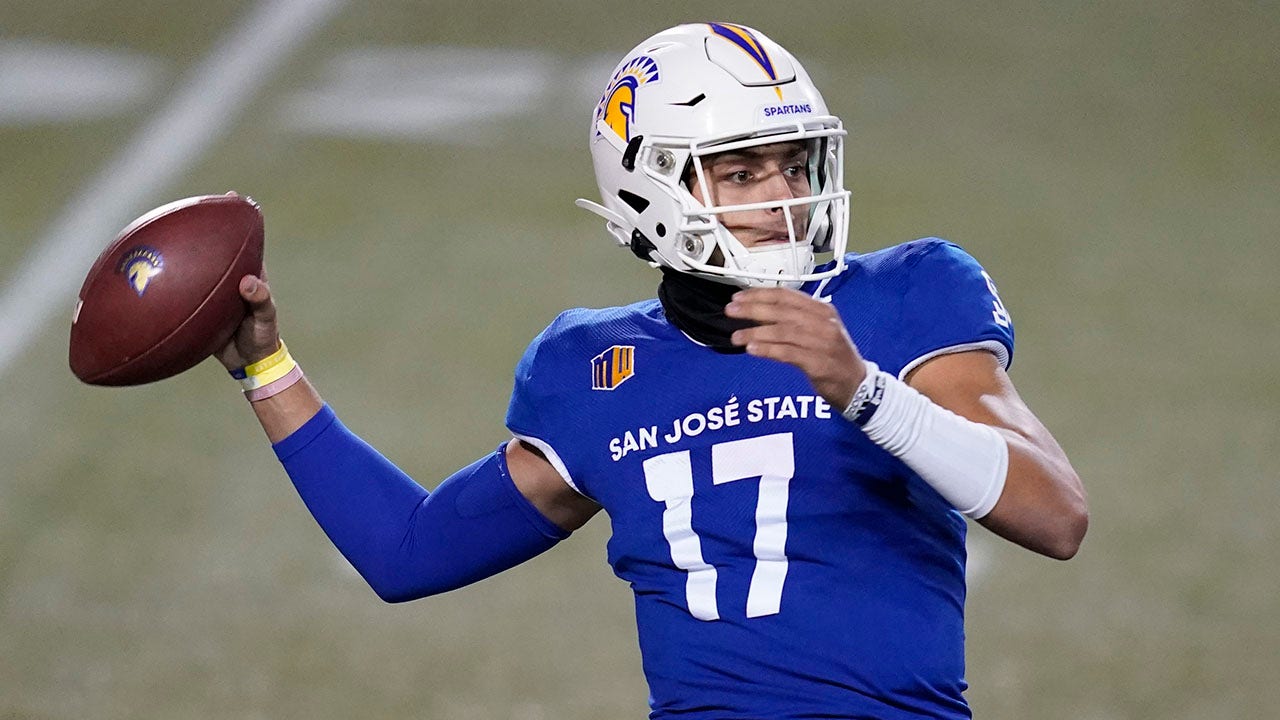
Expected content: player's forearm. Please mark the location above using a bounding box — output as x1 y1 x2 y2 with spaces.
272 405 569 602
979 430 1088 560
851 357 1087 559
891 350 1088 559
249 375 325 443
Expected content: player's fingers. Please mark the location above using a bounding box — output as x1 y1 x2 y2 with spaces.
726 298 820 327
726 288 803 314
726 290 839 326
238 275 277 323
743 337 859 403
741 338 812 370
239 275 269 306
239 275 262 300
732 322 815 350
733 318 825 355
725 299 787 325
732 307 845 347
732 286 816 309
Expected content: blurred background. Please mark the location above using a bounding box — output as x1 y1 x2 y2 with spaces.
2 1 1277 718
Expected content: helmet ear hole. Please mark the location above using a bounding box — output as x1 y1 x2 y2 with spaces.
618 189 650 214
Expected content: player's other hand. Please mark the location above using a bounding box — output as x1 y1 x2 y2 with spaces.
215 273 281 371
726 287 867 410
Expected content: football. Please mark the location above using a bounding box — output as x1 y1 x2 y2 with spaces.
69 192 264 386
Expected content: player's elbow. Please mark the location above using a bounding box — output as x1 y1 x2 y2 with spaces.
364 572 414 603
990 482 1089 560
368 577 447 604
358 563 452 604
1021 459 1089 560
1044 497 1089 561
372 583 421 604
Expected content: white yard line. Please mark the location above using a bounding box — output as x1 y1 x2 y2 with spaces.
281 47 558 140
0 41 162 123
0 0 346 378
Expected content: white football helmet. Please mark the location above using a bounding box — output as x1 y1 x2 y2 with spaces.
577 23 850 288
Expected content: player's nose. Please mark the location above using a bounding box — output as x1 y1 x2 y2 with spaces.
758 169 803 209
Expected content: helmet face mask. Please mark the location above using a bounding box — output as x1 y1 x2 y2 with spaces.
577 23 851 289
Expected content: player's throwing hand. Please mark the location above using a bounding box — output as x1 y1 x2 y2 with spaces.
215 273 281 370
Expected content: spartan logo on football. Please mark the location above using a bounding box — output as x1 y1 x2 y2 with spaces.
117 246 165 297
591 345 635 390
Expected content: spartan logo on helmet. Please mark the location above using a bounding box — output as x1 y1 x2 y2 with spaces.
594 55 660 142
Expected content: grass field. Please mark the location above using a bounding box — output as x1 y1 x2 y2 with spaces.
2 1 1278 718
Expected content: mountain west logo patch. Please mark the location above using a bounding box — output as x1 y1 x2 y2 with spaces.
591 345 635 390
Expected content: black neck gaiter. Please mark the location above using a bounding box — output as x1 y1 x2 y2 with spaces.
657 268 754 353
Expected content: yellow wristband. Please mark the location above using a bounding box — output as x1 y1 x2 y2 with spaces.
235 342 297 391
243 341 290 376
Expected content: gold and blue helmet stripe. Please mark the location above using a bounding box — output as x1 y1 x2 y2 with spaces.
706 22 783 99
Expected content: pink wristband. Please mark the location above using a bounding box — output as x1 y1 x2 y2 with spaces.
244 364 304 402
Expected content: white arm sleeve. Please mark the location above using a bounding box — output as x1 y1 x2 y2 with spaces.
845 363 1008 519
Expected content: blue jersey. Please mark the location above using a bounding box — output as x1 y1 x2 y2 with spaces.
506 239 1015 719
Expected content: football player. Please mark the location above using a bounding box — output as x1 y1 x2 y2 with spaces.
218 23 1087 719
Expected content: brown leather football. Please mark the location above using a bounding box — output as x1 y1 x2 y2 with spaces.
69 192 264 386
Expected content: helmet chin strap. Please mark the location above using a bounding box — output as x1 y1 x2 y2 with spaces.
577 191 828 289
711 222 816 288
733 245 816 288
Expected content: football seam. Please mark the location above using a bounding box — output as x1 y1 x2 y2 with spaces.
84 222 260 384
76 196 229 300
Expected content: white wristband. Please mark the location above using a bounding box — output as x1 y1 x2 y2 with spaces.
843 363 1008 519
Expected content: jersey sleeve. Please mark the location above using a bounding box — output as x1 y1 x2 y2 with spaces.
896 239 1015 378
504 311 591 497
